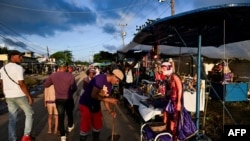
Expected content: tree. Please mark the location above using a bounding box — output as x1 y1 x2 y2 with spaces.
50 50 73 65
0 46 9 54
93 51 116 62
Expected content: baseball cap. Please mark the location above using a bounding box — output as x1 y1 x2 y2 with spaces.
8 50 25 57
112 69 124 80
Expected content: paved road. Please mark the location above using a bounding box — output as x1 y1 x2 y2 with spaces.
0 72 141 141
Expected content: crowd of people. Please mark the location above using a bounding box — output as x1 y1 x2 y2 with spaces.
1 51 226 141
0 50 125 141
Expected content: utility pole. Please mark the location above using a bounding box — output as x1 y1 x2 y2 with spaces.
46 46 50 59
170 0 175 15
158 0 175 15
118 24 127 48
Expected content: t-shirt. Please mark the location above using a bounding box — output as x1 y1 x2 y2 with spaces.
43 72 77 99
79 74 112 112
125 69 133 83
0 62 25 98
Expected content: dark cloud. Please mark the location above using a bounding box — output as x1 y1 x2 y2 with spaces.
102 23 118 34
91 1 131 20
0 0 246 38
0 0 97 37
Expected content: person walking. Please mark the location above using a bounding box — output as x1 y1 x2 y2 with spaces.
44 85 58 134
79 69 124 141
43 63 77 141
0 50 34 141
65 65 77 134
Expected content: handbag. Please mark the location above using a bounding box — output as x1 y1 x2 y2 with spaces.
165 100 175 114
177 107 197 140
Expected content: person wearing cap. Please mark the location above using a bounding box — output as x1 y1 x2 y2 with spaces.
78 69 124 141
0 50 34 141
43 63 77 141
161 62 183 141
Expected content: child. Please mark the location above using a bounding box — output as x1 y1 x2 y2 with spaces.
44 85 58 134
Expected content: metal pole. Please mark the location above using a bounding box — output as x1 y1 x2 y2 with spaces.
196 35 202 137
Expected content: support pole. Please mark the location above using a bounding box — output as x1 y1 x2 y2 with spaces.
196 35 202 137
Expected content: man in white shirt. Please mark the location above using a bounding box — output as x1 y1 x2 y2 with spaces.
0 50 34 141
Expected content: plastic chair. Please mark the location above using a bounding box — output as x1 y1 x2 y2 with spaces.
140 122 172 141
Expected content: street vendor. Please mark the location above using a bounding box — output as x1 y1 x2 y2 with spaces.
222 64 234 83
161 62 182 141
161 62 197 141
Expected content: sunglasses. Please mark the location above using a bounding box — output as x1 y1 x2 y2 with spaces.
161 65 172 70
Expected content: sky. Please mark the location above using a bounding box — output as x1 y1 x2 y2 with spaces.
0 0 249 62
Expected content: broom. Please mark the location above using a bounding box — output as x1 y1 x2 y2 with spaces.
107 106 120 141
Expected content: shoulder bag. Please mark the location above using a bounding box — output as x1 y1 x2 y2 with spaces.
3 66 19 85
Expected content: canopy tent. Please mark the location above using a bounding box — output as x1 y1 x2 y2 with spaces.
118 3 250 60
118 3 250 139
119 40 250 60
91 62 111 67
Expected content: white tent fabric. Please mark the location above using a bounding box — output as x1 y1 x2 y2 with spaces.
119 40 250 60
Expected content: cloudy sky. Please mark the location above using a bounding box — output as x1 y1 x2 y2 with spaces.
0 0 248 61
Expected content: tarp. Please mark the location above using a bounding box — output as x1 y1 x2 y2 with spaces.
118 3 250 60
119 40 250 60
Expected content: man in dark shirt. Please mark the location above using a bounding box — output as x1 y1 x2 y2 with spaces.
43 63 77 141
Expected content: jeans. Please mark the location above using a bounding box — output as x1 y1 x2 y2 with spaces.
6 96 34 141
56 99 74 136
66 99 74 127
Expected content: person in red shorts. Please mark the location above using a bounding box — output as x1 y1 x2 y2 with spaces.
78 69 124 141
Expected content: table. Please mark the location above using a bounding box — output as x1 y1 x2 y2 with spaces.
138 103 162 122
124 85 206 121
183 91 205 113
123 88 148 106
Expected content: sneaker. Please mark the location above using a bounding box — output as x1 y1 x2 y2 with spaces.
21 135 31 141
61 136 66 141
68 124 75 132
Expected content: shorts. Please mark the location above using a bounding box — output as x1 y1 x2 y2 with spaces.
46 102 58 115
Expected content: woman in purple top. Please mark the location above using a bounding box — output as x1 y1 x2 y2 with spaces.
43 63 77 141
79 69 124 141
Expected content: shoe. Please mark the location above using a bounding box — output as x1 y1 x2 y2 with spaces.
61 136 66 141
21 135 31 141
68 124 75 132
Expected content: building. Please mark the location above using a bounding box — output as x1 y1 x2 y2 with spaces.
0 52 39 74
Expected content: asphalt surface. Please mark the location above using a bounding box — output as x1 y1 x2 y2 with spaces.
0 72 141 141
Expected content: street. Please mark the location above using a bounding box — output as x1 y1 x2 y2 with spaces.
0 71 140 141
